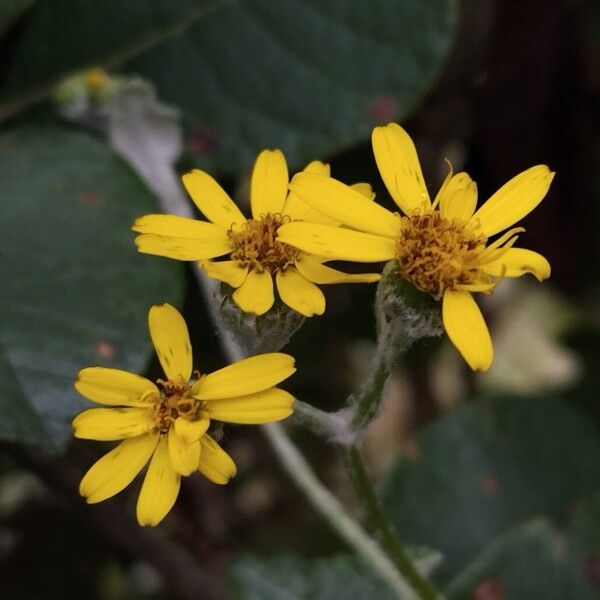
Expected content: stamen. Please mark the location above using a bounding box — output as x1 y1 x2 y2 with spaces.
152 379 206 433
395 211 491 298
228 213 300 273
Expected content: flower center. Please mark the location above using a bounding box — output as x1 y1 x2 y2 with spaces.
395 211 488 298
153 379 205 433
228 213 300 273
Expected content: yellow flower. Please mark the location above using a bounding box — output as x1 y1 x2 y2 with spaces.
132 150 380 317
278 123 554 371
73 303 295 526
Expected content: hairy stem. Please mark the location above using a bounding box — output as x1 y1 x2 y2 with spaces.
347 446 441 600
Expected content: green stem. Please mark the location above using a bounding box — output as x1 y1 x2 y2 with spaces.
350 362 388 431
347 446 441 600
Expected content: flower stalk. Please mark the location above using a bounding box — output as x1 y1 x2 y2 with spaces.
346 446 441 600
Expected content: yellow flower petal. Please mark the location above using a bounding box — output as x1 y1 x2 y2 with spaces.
133 214 221 236
470 165 554 237
206 387 294 424
198 435 237 485
442 290 493 372
289 173 400 237
350 182 376 200
174 417 210 444
193 353 295 400
181 169 245 228
480 248 551 281
250 149 289 218
75 367 158 407
199 259 248 288
136 436 180 527
295 254 381 284
73 407 155 441
277 222 396 262
135 233 231 261
232 269 274 315
282 160 338 225
276 268 325 317
439 173 478 221
303 160 331 176
371 122 430 214
148 304 193 384
80 432 159 504
167 426 200 476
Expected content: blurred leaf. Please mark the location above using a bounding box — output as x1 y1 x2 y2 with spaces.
125 0 455 174
445 519 598 599
228 555 395 600
380 395 600 582
0 0 225 119
0 0 35 37
228 548 443 599
0 342 46 445
0 125 184 449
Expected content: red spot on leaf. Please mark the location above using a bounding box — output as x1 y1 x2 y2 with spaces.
366 95 398 122
83 191 102 205
481 475 500 496
187 125 222 156
473 576 505 600
585 554 600 590
95 341 115 359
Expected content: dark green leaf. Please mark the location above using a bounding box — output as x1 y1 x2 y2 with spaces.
0 125 184 450
380 395 600 582
124 0 455 173
445 519 598 599
0 0 36 37
228 555 396 600
0 0 224 119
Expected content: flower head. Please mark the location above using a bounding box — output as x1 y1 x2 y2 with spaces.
278 123 554 371
73 303 295 526
132 150 380 317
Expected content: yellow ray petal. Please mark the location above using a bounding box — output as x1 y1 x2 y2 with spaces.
303 160 331 176
439 173 478 221
480 248 551 281
371 122 430 214
283 160 338 224
136 436 180 527
167 426 200 476
132 214 225 237
199 260 248 288
276 268 325 317
250 149 289 217
181 169 245 228
232 269 274 315
469 165 555 237
350 182 376 200
193 353 295 400
174 417 210 444
75 367 159 407
442 290 493 372
278 222 396 263
289 173 400 237
198 435 237 485
73 407 155 441
295 254 380 284
80 432 159 504
205 387 294 424
135 233 232 261
148 304 193 384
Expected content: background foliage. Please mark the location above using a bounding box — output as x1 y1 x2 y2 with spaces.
0 1 598 599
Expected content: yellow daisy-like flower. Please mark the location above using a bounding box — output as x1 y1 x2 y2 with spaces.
278 123 554 371
73 303 295 526
132 150 380 317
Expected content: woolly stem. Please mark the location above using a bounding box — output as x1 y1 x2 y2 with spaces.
347 446 441 600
